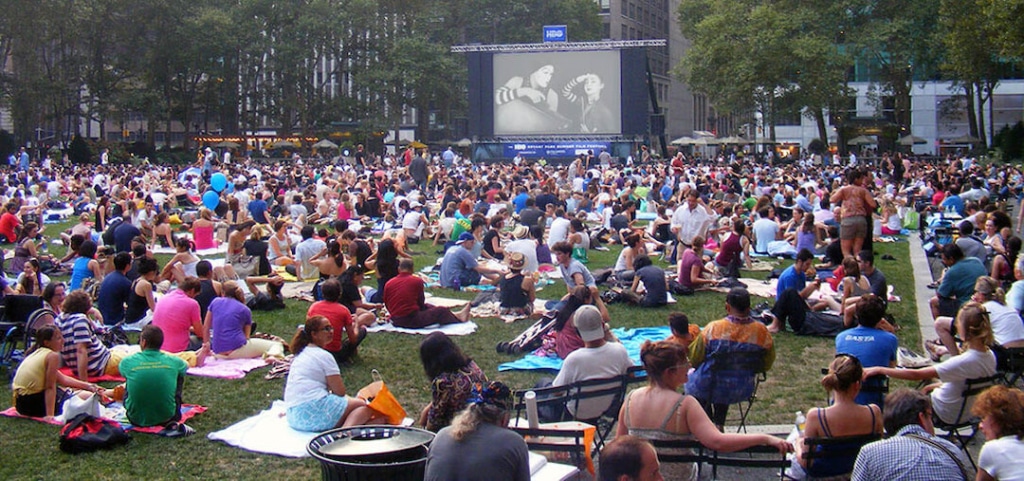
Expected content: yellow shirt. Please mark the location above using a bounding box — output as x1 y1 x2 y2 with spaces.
11 347 52 398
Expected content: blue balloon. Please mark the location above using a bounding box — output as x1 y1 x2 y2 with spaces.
202 191 220 210
211 173 228 192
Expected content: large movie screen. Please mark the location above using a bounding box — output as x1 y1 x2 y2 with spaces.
493 50 622 136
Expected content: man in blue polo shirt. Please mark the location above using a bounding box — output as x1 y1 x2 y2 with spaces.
767 248 844 337
835 294 898 406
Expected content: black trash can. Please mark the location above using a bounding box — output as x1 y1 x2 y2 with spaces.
307 425 435 481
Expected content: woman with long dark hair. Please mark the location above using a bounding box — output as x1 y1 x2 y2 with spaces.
365 238 400 304
283 316 380 431
336 266 379 328
417 332 488 432
11 325 102 420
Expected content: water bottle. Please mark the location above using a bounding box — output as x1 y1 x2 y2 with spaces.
452 275 461 292
795 411 806 435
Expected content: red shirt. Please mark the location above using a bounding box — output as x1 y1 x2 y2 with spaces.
384 273 424 318
307 301 353 352
0 212 19 242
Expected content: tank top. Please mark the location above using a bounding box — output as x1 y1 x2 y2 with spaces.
195 279 217 319
624 391 698 481
124 278 151 324
69 256 94 291
11 347 52 396
499 273 529 309
715 232 742 266
808 406 879 478
193 224 216 250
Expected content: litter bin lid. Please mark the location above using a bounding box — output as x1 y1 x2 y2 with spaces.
320 428 434 458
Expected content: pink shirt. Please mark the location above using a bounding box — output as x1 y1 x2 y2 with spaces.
151 289 202 352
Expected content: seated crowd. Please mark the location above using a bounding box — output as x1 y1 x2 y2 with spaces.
4 147 1024 479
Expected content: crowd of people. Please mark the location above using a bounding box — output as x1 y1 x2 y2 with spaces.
4 144 1024 479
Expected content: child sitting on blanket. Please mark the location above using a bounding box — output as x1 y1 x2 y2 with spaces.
665 312 700 353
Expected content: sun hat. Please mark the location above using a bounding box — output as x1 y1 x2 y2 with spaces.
511 225 530 239
506 251 525 270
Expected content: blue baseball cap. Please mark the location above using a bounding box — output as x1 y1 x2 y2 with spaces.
456 232 475 244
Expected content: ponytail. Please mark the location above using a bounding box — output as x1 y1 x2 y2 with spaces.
291 316 327 355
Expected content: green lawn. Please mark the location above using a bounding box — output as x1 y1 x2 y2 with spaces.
0 222 920 479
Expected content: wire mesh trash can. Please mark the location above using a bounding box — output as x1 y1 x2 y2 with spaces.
307 425 434 481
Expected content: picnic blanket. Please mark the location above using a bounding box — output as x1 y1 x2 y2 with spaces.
207 400 317 457
706 278 777 299
1 403 206 433
422 294 470 308
280 281 316 300
367 321 478 336
188 357 270 379
472 299 550 323
497 326 671 372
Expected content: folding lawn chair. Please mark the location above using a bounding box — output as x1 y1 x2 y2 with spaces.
708 349 767 433
933 374 1001 470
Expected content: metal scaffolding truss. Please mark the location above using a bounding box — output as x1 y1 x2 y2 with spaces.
450 40 666 53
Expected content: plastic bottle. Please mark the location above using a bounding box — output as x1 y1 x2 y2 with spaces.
453 275 461 291
795 411 807 435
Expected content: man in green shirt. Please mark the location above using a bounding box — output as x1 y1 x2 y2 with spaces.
119 325 193 436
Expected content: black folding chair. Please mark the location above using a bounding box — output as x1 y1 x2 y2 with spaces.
510 425 591 473
933 374 1000 470
650 438 706 479
801 433 882 480
998 347 1024 387
565 375 630 453
708 349 767 433
709 441 789 480
0 295 44 374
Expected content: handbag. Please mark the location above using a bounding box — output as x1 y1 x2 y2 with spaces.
229 253 259 278
356 369 406 425
63 392 103 420
59 413 131 454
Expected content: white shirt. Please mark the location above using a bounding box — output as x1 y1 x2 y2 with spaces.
505 239 539 273
670 203 711 245
284 345 339 407
985 301 1024 346
979 436 1024 481
932 348 996 424
548 217 571 248
553 342 633 419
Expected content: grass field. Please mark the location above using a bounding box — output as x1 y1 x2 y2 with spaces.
0 221 920 480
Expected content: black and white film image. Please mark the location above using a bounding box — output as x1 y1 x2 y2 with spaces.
493 51 621 136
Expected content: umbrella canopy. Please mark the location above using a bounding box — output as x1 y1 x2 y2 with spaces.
455 138 472 148
693 130 716 137
408 140 427 149
847 135 875 146
312 139 339 149
270 140 298 149
670 136 695 145
215 141 240 148
898 135 927 146
718 135 749 145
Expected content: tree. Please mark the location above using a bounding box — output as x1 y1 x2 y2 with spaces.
941 0 1005 148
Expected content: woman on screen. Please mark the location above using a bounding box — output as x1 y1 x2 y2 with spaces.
562 73 614 133
494 64 571 134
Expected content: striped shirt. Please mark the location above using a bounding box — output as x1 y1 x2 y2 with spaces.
59 313 110 377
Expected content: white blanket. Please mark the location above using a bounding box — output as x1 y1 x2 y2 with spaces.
367 321 478 336
153 244 228 256
207 400 317 458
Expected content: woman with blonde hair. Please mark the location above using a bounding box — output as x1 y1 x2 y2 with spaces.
616 341 791 480
972 385 1024 481
793 355 883 478
864 301 997 424
11 325 103 421
191 208 217 250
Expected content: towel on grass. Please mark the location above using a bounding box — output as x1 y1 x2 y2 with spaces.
188 357 270 379
1 403 206 433
153 244 228 257
706 278 777 299
280 281 316 300
368 321 478 336
58 368 125 383
497 326 671 372
207 400 317 457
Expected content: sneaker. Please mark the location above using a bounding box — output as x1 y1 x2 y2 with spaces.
594 245 610 251
160 422 195 437
753 301 771 313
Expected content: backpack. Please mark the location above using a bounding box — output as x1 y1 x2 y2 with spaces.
59 414 131 454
